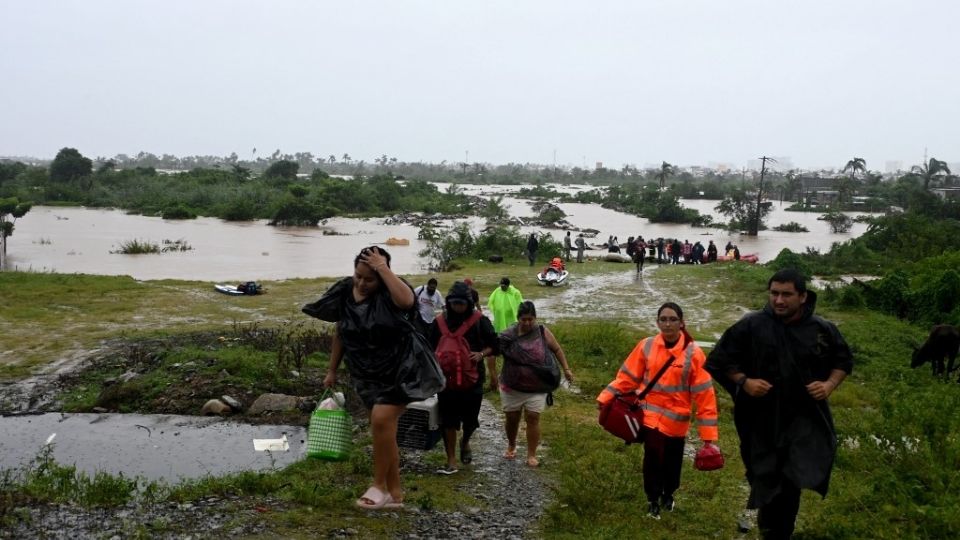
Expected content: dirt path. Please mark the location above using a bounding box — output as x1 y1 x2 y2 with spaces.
397 398 549 539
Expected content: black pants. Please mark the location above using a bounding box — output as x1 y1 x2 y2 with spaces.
757 480 802 540
437 389 482 433
642 429 685 503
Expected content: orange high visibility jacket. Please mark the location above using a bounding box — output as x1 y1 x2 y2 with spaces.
597 334 719 441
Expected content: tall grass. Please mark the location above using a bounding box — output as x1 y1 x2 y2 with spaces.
111 239 161 254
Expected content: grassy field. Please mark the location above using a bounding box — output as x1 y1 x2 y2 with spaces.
2 262 958 539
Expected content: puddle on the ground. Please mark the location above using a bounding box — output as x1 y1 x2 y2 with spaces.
0 413 306 483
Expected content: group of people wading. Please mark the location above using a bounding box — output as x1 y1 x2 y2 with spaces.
306 246 851 540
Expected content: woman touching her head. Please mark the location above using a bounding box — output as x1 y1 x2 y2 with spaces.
306 245 442 510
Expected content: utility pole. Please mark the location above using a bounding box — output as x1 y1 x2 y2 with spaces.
553 149 557 182
753 156 777 236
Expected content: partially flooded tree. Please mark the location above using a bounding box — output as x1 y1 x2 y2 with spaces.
822 211 853 233
715 190 773 234
418 222 475 272
480 195 509 224
0 197 32 267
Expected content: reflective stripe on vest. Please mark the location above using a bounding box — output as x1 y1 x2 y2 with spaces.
646 342 696 393
640 402 691 422
618 363 643 385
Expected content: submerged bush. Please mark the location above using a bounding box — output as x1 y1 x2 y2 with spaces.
111 239 160 254
772 221 809 232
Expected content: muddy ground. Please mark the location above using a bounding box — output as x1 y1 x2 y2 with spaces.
1 331 336 422
0 333 550 539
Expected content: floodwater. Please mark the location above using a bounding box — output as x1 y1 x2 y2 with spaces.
0 412 306 482
3 184 873 281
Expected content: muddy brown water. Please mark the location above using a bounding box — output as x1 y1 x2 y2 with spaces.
4 186 873 281
0 413 306 482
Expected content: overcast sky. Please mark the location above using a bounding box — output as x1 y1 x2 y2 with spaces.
2 1 957 171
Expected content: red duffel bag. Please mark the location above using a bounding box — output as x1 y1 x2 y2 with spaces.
598 355 676 444
694 442 725 471
598 394 645 444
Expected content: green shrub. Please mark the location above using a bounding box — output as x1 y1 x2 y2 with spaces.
766 248 813 278
837 285 865 308
161 205 196 220
772 221 809 232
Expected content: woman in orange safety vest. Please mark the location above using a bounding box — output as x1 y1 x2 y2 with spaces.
596 302 719 519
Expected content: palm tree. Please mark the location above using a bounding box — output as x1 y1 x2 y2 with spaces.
842 157 866 182
834 176 858 208
912 158 952 189
655 161 675 190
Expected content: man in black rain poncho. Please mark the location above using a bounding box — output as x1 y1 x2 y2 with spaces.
706 268 852 540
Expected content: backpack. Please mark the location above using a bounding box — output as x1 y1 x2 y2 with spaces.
435 311 483 391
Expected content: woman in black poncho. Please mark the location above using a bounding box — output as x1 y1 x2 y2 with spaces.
315 246 442 510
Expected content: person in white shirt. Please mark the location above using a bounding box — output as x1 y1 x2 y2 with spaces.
414 278 444 324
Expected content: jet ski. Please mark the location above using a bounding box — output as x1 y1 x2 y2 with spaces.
537 258 569 286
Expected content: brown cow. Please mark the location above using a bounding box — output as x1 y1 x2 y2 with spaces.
911 324 960 381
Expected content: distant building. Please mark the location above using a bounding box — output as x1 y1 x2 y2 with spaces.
799 175 839 191
807 190 840 206
931 188 960 200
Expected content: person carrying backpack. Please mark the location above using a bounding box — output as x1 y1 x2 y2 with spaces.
428 281 498 474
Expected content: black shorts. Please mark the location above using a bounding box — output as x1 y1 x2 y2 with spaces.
437 389 482 431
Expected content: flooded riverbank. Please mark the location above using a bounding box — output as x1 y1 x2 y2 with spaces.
4 185 873 281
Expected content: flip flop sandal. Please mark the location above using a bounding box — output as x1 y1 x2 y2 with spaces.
526 457 540 468
503 448 517 460
383 498 405 510
355 486 391 510
436 465 459 475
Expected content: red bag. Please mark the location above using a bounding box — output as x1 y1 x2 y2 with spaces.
599 353 676 444
436 312 482 391
598 394 645 444
694 442 725 471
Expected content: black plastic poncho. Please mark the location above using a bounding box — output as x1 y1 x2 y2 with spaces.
705 291 853 508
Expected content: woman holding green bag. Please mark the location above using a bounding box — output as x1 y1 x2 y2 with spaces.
305 246 444 510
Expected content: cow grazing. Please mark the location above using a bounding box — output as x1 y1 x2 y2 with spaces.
911 324 960 381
